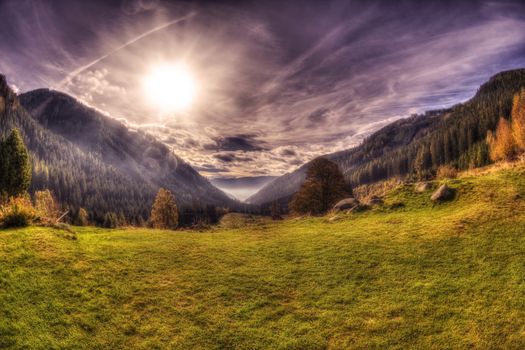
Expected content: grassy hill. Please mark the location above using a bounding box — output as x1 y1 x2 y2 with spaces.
2 163 525 349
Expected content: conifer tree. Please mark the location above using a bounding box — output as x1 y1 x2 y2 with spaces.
414 145 432 180
0 129 32 196
150 188 179 229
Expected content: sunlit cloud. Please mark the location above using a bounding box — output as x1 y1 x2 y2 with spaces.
1 0 525 179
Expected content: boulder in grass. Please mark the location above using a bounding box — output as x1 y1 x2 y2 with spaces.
333 197 360 211
431 184 453 202
415 182 431 193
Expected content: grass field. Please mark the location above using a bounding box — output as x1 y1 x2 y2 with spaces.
2 164 525 349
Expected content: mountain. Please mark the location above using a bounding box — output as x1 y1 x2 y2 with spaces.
0 75 236 224
247 68 525 205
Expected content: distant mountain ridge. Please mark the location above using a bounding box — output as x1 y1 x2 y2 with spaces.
247 68 525 205
0 75 237 223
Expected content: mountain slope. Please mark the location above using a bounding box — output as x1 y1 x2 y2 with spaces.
0 75 236 223
248 68 525 205
19 88 234 208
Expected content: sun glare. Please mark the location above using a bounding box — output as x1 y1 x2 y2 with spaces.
143 63 196 112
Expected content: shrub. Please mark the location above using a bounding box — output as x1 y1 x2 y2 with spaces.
0 196 37 228
436 165 458 179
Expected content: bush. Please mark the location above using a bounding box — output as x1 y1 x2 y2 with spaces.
0 196 37 228
436 165 458 179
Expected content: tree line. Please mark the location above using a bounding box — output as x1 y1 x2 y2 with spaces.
336 70 525 185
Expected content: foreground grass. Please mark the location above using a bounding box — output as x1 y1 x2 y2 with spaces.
2 166 525 349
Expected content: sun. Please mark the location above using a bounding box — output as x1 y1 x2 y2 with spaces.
143 63 196 112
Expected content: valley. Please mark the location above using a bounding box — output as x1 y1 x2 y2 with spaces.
2 1 525 348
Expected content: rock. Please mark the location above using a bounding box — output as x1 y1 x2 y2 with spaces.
367 196 383 205
415 182 431 193
431 184 453 202
333 197 359 211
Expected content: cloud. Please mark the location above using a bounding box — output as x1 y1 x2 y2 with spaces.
279 148 297 157
65 68 126 103
2 0 525 178
205 135 266 152
213 152 254 163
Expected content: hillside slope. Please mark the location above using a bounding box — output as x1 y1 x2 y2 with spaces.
248 68 525 205
19 88 234 208
2 162 525 348
0 76 236 223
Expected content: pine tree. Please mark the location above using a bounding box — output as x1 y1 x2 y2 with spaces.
0 137 6 195
414 145 432 180
1 129 32 196
103 212 119 228
270 200 282 220
150 188 179 229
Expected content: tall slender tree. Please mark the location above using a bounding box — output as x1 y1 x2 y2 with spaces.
487 117 515 161
0 129 31 196
511 88 525 151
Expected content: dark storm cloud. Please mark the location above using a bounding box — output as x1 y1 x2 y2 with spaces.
1 0 525 178
205 135 266 152
307 107 330 126
213 152 254 163
280 148 297 157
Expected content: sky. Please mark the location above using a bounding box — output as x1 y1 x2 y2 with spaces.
1 0 525 184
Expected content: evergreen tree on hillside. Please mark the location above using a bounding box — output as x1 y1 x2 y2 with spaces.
290 158 349 215
150 188 179 229
414 144 432 180
0 129 32 196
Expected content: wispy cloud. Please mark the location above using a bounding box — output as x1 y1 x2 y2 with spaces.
1 0 525 177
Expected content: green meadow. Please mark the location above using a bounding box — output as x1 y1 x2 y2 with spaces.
2 164 525 349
